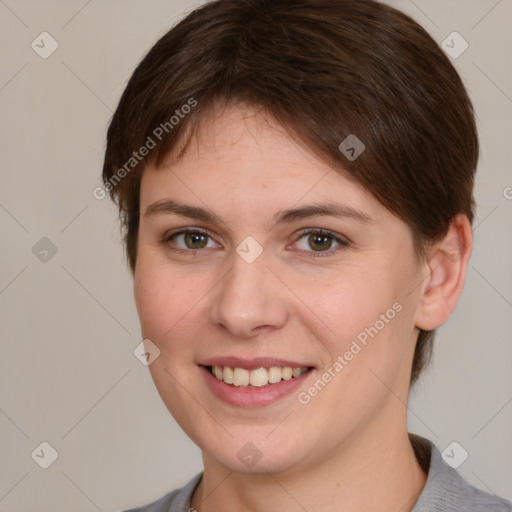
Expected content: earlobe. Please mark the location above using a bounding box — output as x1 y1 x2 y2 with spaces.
415 214 473 331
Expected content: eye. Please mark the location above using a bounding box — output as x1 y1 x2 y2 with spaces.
160 227 348 257
293 229 349 256
161 228 220 252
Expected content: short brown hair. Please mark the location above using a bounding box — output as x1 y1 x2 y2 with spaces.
102 0 478 385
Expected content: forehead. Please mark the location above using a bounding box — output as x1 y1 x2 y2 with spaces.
164 105 330 180
139 105 381 214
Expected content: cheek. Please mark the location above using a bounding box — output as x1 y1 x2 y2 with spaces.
133 252 208 354
302 266 394 344
133 254 212 434
294 275 414 430
304 260 417 381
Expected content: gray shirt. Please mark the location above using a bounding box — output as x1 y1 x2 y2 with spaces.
123 435 511 511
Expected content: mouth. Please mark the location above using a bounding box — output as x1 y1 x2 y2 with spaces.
198 362 316 407
197 357 316 407
205 364 313 388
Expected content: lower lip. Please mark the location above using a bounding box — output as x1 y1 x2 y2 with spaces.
199 365 315 408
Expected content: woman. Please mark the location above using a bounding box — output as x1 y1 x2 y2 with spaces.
102 0 511 510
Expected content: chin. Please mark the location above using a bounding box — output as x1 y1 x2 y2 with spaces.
196 429 315 475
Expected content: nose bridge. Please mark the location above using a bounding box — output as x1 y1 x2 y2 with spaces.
209 251 288 337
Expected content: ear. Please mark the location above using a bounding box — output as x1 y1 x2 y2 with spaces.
415 214 473 331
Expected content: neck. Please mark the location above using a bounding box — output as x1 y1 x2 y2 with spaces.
191 419 427 512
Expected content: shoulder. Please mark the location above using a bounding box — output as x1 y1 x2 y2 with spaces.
410 434 512 511
120 473 203 512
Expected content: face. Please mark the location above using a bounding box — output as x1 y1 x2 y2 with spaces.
134 105 427 474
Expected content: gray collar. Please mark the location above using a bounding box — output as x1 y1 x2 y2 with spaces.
410 434 511 511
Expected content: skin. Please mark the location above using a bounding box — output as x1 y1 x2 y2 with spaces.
133 104 472 512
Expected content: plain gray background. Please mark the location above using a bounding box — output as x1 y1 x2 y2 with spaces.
0 1 511 511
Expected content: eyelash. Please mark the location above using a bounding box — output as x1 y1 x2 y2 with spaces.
160 227 349 259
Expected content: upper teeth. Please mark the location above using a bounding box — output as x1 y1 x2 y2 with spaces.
211 366 309 387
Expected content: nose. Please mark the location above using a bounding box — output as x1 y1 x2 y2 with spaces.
209 252 289 338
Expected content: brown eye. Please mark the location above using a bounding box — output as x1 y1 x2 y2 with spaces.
294 229 349 256
162 229 219 252
183 232 208 249
308 233 333 251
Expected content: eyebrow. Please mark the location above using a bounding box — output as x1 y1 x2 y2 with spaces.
143 199 374 227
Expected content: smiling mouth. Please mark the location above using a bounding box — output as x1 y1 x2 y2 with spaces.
206 365 313 388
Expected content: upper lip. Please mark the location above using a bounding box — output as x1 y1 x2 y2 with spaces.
199 357 314 370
